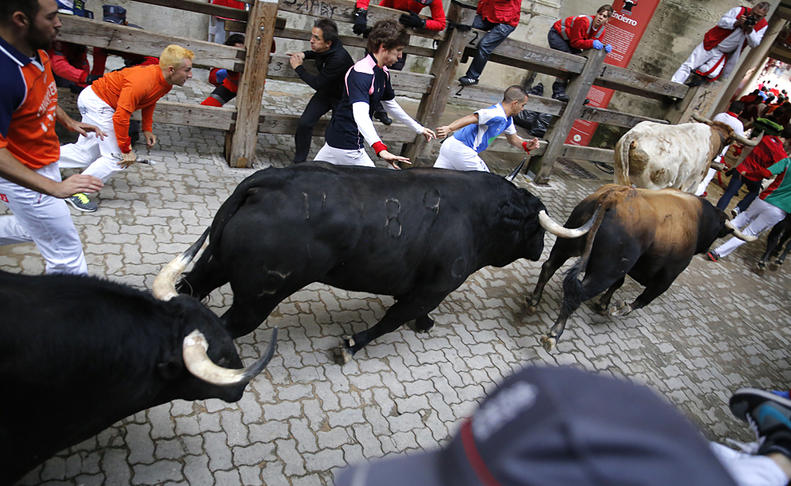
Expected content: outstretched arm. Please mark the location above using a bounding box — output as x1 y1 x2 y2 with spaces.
505 132 540 152
436 113 478 139
0 148 102 198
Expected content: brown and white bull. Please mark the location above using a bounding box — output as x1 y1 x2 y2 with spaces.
614 115 756 192
525 185 755 352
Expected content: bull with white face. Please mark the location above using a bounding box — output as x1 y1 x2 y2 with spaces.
614 115 757 193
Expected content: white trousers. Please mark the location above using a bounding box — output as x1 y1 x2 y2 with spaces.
58 86 126 183
672 43 728 83
433 136 490 172
0 163 87 274
315 143 375 167
714 197 787 257
711 442 788 486
695 167 718 196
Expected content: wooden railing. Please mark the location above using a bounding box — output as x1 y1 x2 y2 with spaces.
59 0 690 181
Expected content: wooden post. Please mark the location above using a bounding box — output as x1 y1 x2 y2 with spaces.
402 1 475 164
227 0 278 168
529 49 607 184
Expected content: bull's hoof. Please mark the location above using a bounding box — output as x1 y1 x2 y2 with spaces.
540 334 556 352
756 262 766 274
525 298 539 314
332 336 354 365
413 316 434 333
770 260 782 271
592 302 609 315
610 301 633 317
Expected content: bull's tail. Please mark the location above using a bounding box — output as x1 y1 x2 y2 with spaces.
562 199 610 299
613 137 632 186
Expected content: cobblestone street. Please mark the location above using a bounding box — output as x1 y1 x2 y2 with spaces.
2 80 790 485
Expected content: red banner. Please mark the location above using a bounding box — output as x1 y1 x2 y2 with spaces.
565 0 661 146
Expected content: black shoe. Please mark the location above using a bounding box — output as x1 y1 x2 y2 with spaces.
458 76 478 87
373 111 392 125
551 92 569 102
730 388 791 457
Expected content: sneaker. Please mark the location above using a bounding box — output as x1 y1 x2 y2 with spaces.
458 76 478 87
66 193 98 212
730 207 740 219
730 388 791 457
373 111 392 126
706 251 719 262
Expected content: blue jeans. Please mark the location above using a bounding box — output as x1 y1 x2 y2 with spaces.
465 15 516 80
716 171 763 211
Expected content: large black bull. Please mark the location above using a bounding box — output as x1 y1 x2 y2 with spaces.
1 264 276 484
525 185 753 351
758 214 791 271
173 163 593 363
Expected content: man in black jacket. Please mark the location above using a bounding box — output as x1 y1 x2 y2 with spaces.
288 18 354 163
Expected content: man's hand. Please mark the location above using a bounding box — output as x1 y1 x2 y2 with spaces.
353 8 368 35
54 174 103 199
735 14 746 27
143 131 157 148
524 137 540 152
421 127 436 142
287 52 305 69
379 150 411 169
436 125 452 139
120 150 137 169
70 121 107 140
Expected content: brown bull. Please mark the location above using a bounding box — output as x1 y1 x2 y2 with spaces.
526 185 754 351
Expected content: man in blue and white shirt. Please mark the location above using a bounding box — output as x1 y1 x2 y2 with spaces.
315 20 435 169
434 85 540 172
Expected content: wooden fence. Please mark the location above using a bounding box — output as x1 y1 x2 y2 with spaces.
59 0 690 182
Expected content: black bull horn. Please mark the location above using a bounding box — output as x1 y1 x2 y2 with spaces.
153 227 278 386
691 114 758 147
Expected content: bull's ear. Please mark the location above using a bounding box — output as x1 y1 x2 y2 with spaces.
157 356 183 381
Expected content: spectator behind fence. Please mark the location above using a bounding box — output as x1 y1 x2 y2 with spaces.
201 34 245 107
314 20 434 169
208 0 245 44
672 3 769 86
1 0 104 274
434 85 539 172
57 45 194 212
335 365 791 486
287 19 353 164
457 0 521 87
547 5 613 102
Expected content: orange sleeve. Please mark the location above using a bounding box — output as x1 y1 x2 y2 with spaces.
141 104 155 133
112 75 145 153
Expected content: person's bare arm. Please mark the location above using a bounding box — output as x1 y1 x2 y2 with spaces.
436 113 479 139
55 106 106 139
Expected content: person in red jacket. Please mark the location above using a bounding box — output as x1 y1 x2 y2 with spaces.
716 124 791 217
209 0 245 44
672 3 769 86
201 34 244 107
547 5 613 101
48 41 103 93
457 0 521 87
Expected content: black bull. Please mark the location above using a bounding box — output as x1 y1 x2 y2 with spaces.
526 185 750 351
0 270 276 484
175 163 592 363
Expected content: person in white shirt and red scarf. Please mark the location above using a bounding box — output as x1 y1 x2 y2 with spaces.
672 3 769 86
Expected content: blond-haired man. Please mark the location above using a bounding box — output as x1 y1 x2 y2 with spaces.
58 44 194 211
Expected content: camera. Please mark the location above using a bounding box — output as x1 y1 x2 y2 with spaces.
743 13 759 29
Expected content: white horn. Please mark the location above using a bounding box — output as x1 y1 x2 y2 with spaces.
182 328 278 386
726 220 757 242
538 210 595 239
153 228 210 301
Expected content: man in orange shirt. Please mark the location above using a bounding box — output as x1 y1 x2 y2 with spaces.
58 44 194 211
1 0 104 274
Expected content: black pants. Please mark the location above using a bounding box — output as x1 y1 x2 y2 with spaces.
294 94 339 163
547 29 581 90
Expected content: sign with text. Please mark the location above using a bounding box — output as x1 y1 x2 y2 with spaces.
565 0 660 146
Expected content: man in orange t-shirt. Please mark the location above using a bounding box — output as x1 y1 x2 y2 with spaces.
58 44 193 211
1 0 104 274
